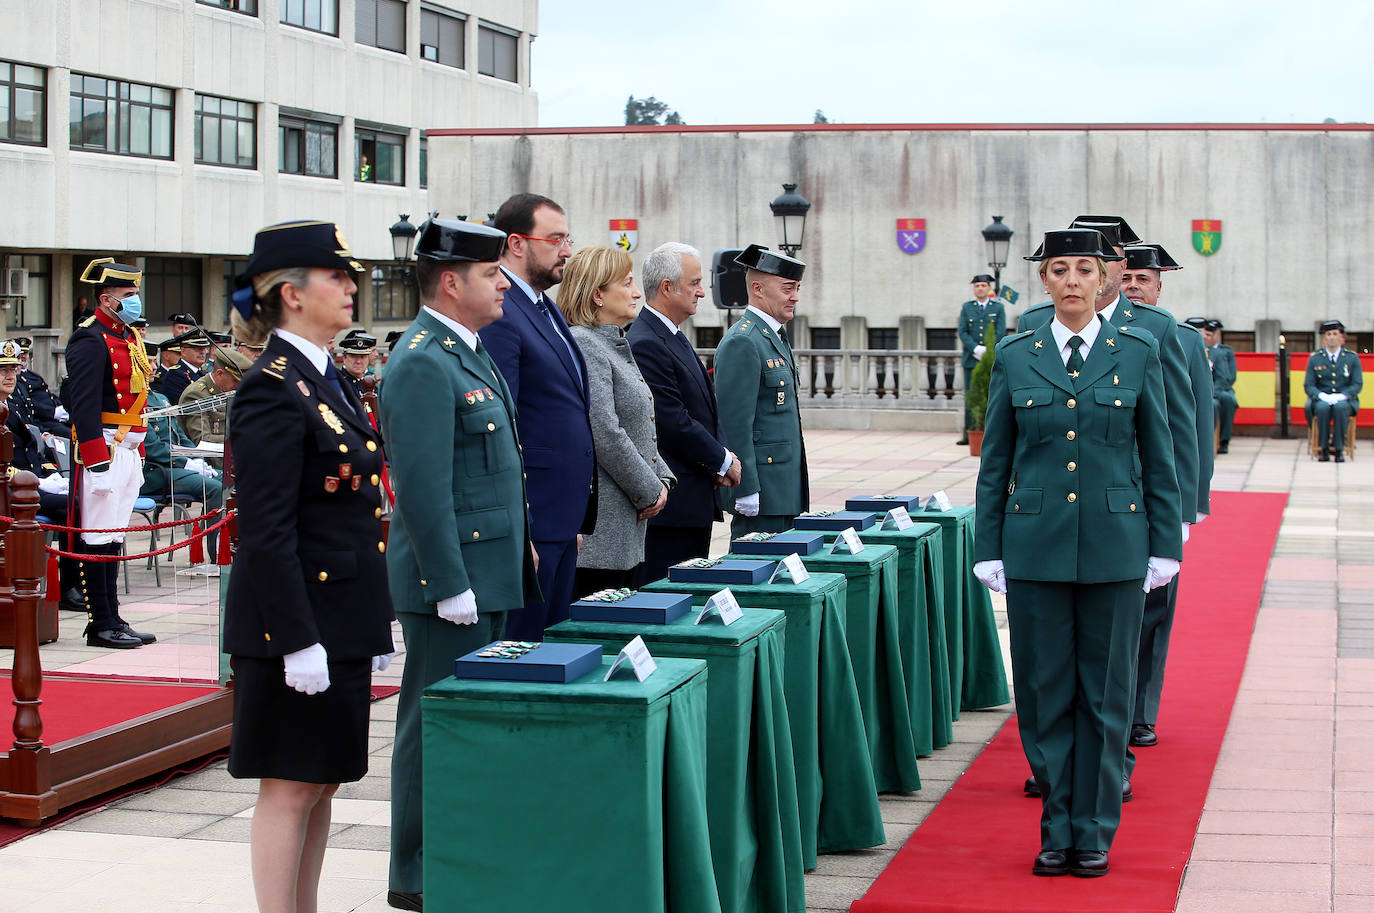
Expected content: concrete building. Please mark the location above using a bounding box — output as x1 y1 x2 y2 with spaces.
427 123 1374 356
0 0 539 376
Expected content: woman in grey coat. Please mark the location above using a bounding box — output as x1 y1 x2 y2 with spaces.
559 245 676 594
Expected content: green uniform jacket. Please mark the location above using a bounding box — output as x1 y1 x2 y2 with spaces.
1304 348 1363 412
975 318 1183 582
1020 294 1196 527
380 310 539 615
1179 323 1214 517
177 372 229 446
1209 343 1237 394
958 298 1007 369
714 312 809 517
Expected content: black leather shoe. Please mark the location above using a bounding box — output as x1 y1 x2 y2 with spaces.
1129 723 1157 747
387 890 423 911
118 622 157 645
1032 848 1070 876
1024 775 1041 797
1071 849 1109 877
86 627 143 649
1217 442 1229 454
1122 779 1133 803
1319 452 1331 462
59 587 87 612
956 436 969 445
1336 452 1346 463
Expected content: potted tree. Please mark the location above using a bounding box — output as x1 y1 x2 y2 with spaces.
965 323 998 456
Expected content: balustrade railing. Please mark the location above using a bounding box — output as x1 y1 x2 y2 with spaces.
695 348 965 408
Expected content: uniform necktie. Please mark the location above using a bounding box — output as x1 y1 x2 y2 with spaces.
1066 335 1085 375
537 295 584 389
474 338 500 385
324 362 359 414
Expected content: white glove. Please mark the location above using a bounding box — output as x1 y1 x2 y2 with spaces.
1195 512 1207 524
85 465 115 495
1332 392 1349 402
183 457 215 477
38 473 69 495
1142 556 1181 593
973 345 987 359
283 642 331 695
735 492 760 517
371 652 395 672
973 559 1007 594
54 405 70 422
1181 522 1190 545
438 589 479 625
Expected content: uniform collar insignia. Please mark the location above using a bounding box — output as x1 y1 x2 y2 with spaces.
443 337 456 347
1123 310 1133 319
1034 340 1044 349
1105 338 1116 347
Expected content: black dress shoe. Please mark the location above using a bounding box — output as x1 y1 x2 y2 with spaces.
1129 723 1157 747
118 622 157 645
387 890 423 911
1217 441 1229 454
1070 849 1109 877
86 627 144 649
1024 775 1041 797
59 587 87 612
1336 452 1346 463
1122 779 1133 803
956 436 969 445
1319 452 1331 462
1032 848 1070 876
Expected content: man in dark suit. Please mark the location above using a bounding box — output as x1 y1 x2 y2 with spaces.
480 193 596 639
628 242 741 580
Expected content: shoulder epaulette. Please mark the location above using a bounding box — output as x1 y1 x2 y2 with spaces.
261 353 289 380
78 315 97 328
406 329 430 350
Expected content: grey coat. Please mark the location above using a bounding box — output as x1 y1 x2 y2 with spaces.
570 323 676 570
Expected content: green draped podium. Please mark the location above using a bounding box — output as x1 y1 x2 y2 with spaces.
643 573 883 867
422 658 721 913
547 608 805 913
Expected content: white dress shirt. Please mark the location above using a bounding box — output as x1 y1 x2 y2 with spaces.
1049 314 1103 368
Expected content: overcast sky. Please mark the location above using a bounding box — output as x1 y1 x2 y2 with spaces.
533 0 1372 128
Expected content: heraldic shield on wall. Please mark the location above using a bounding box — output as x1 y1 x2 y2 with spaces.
610 219 639 252
897 218 926 254
1193 219 1222 256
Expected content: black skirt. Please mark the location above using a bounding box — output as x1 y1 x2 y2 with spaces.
228 654 374 784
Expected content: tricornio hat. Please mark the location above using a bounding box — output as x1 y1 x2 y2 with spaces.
1025 229 1124 262
971 274 995 284
168 313 198 327
385 330 404 351
339 330 378 354
80 257 142 291
1205 319 1224 332
735 244 806 281
232 221 363 319
414 217 507 263
1184 317 1208 330
1070 215 1140 249
1320 319 1345 334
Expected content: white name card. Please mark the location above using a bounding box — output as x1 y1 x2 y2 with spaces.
605 634 658 682
695 588 743 626
769 553 811 584
924 490 953 512
831 527 865 555
882 507 915 530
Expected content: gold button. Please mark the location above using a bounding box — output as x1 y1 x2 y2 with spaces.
1014 504 1020 511
378 541 386 553
1115 399 1122 407
1067 492 1077 503
472 531 480 539
1067 461 1076 471
339 444 348 453
1026 399 1033 406
1067 430 1076 440
370 473 379 485
374 507 383 518
317 571 328 582
1067 398 1077 409
264 632 271 641
420 579 427 586
366 441 377 452
1130 503 1137 512
487 422 496 431
767 456 773 463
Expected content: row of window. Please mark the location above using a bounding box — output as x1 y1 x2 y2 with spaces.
197 0 520 82
5 62 429 185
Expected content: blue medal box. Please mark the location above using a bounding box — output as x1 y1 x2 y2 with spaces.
728 530 826 556
845 494 922 513
667 558 778 585
792 510 879 532
570 592 693 624
454 642 603 684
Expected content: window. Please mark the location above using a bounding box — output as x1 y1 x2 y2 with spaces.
810 328 840 349
9 254 51 329
693 326 723 349
195 95 256 168
1225 331 1255 354
356 126 405 184
221 259 247 321
421 6 465 67
1283 330 1315 353
371 265 418 321
280 0 338 35
279 112 337 178
478 23 518 82
1 60 45 146
196 0 258 15
69 74 174 159
358 0 406 53
142 257 204 324
419 133 428 188
926 328 958 350
868 328 899 350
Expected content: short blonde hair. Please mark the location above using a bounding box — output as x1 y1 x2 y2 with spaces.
558 246 632 328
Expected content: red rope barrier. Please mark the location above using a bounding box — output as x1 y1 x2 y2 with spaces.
43 513 234 562
0 507 223 535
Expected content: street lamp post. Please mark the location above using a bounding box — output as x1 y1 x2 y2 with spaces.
980 215 1014 297
769 183 811 257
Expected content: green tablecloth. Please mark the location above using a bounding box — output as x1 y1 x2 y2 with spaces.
546 609 804 913
643 574 883 865
820 523 951 752
913 505 1011 711
422 657 720 913
735 545 919 793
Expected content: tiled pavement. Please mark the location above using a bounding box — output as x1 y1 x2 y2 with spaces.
0 430 1368 912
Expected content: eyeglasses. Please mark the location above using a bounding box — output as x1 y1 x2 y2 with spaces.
511 233 574 249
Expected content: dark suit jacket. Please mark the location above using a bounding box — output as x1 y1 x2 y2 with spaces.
223 335 394 660
627 311 727 528
479 271 596 542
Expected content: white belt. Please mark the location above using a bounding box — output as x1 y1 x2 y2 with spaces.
102 429 146 448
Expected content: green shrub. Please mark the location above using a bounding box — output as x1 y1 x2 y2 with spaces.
966 322 998 431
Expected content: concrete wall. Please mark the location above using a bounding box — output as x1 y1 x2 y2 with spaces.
427 125 1374 339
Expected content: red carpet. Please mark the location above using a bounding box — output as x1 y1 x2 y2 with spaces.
0 675 223 746
851 491 1287 913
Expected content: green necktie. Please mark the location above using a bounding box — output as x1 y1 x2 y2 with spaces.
1066 335 1085 375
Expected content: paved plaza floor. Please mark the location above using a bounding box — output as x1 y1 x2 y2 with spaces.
0 430 1368 912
